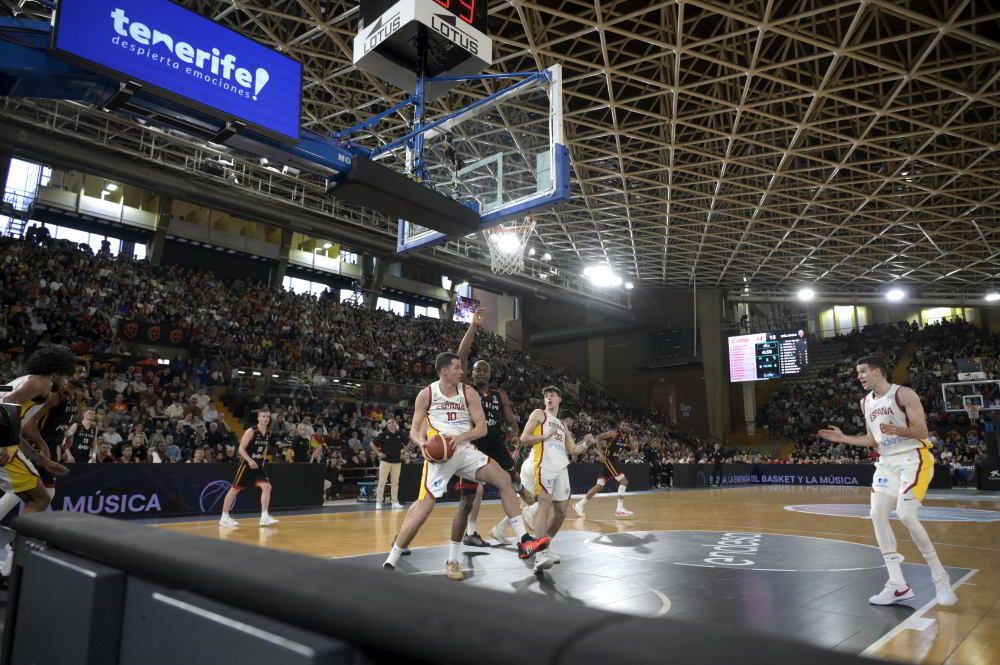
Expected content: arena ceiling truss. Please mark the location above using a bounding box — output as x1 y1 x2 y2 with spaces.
5 0 999 295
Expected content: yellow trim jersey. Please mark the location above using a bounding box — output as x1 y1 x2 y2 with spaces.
863 384 931 458
426 380 472 438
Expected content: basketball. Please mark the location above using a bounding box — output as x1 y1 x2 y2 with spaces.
424 433 454 463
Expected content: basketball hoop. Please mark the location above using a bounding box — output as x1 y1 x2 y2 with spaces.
482 217 536 275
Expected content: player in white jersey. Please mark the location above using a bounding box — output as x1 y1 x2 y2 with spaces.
383 352 549 578
517 386 594 572
819 356 957 607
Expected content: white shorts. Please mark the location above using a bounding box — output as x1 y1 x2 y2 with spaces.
520 462 570 502
872 447 935 502
418 444 488 499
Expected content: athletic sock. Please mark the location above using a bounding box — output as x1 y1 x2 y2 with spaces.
884 553 907 586
449 541 462 562
617 499 625 511
222 512 231 520
509 515 527 539
385 544 404 567
466 521 477 537
577 497 588 507
922 550 948 580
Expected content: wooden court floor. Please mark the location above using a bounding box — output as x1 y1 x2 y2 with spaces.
157 486 999 664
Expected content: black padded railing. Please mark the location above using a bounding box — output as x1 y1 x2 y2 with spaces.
4 513 878 665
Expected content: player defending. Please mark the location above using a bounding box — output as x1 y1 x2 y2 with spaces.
219 410 279 527
518 388 593 572
818 356 957 606
453 309 524 548
383 352 548 579
574 421 634 517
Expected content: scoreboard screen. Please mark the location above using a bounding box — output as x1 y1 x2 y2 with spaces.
728 330 809 383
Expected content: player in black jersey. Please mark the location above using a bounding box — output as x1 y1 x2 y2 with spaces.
575 421 634 517
452 311 522 548
219 410 279 527
61 409 99 464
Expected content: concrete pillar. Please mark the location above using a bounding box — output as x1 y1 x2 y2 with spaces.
696 288 729 440
362 255 388 311
269 227 293 288
0 152 11 195
445 286 458 321
742 383 756 435
147 196 172 265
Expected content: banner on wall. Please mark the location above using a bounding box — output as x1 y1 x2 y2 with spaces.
119 320 189 347
671 463 953 490
47 463 324 518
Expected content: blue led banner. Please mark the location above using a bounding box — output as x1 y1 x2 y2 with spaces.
52 0 301 140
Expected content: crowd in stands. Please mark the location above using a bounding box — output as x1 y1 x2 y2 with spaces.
2 235 996 492
1 235 708 489
763 318 997 481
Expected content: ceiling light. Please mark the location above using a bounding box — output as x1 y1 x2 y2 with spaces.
104 183 118 192
986 292 1000 302
625 282 634 290
797 288 815 302
542 252 551 261
584 265 623 288
886 288 905 302
322 242 332 249
528 247 536 257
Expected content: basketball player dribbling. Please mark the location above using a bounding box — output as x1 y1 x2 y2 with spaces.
818 356 958 606
575 421 634 517
452 309 525 549
219 409 279 527
383 352 548 579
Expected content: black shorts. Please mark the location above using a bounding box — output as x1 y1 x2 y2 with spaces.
598 459 624 481
475 438 515 472
231 461 270 490
37 465 55 489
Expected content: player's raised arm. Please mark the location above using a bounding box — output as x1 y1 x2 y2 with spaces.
880 387 930 440
409 387 431 449
520 409 547 445
456 309 484 372
453 384 487 445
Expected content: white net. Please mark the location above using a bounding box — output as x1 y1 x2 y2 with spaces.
482 218 536 275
